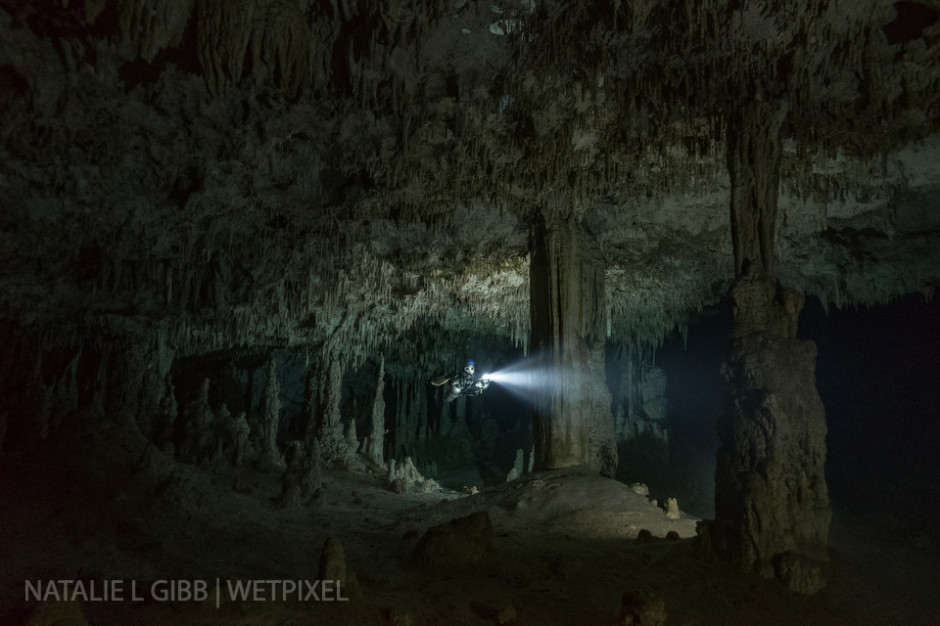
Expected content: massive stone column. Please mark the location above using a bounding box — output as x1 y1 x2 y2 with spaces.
528 208 616 475
708 101 831 594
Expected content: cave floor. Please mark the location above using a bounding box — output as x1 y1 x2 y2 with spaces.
1 419 938 625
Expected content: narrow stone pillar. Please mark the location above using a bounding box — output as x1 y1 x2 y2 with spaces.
137 327 176 441
103 334 148 447
259 358 284 468
362 356 386 467
308 353 349 465
528 208 616 475
709 101 831 594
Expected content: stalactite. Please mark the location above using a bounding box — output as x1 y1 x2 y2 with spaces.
315 353 350 465
361 355 386 467
117 0 195 63
197 0 256 96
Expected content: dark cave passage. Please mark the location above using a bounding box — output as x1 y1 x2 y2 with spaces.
613 292 940 549
799 293 940 549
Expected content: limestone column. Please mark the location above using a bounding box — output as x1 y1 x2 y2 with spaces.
102 334 149 448
710 101 831 594
362 356 386 467
528 208 617 475
137 327 176 441
308 353 348 465
259 358 284 467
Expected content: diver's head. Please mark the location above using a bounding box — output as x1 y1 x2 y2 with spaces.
464 359 475 375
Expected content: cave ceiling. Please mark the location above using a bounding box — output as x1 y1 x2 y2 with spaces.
1 0 939 366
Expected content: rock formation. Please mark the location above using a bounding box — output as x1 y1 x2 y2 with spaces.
179 377 213 463
279 440 322 507
707 97 831 593
258 358 284 469
411 511 497 569
361 356 386 467
529 208 617 476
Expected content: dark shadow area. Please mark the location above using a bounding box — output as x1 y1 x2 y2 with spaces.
799 293 940 551
883 1 939 45
653 304 728 519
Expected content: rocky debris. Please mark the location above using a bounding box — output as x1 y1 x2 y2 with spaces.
630 483 650 497
471 600 517 624
24 599 88 626
317 537 360 601
773 551 828 595
497 605 517 624
665 498 680 520
411 511 497 568
619 590 666 626
382 607 414 626
386 457 441 494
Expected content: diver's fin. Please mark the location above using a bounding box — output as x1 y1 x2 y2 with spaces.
430 374 451 386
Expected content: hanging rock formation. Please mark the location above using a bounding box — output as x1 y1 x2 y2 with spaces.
529 208 617 476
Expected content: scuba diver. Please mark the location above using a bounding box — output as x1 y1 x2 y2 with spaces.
431 359 490 402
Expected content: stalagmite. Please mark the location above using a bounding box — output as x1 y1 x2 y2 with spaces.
154 373 178 450
312 355 349 465
102 335 149 448
361 356 386 467
232 411 251 467
180 377 213 463
259 359 284 468
528 207 617 475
